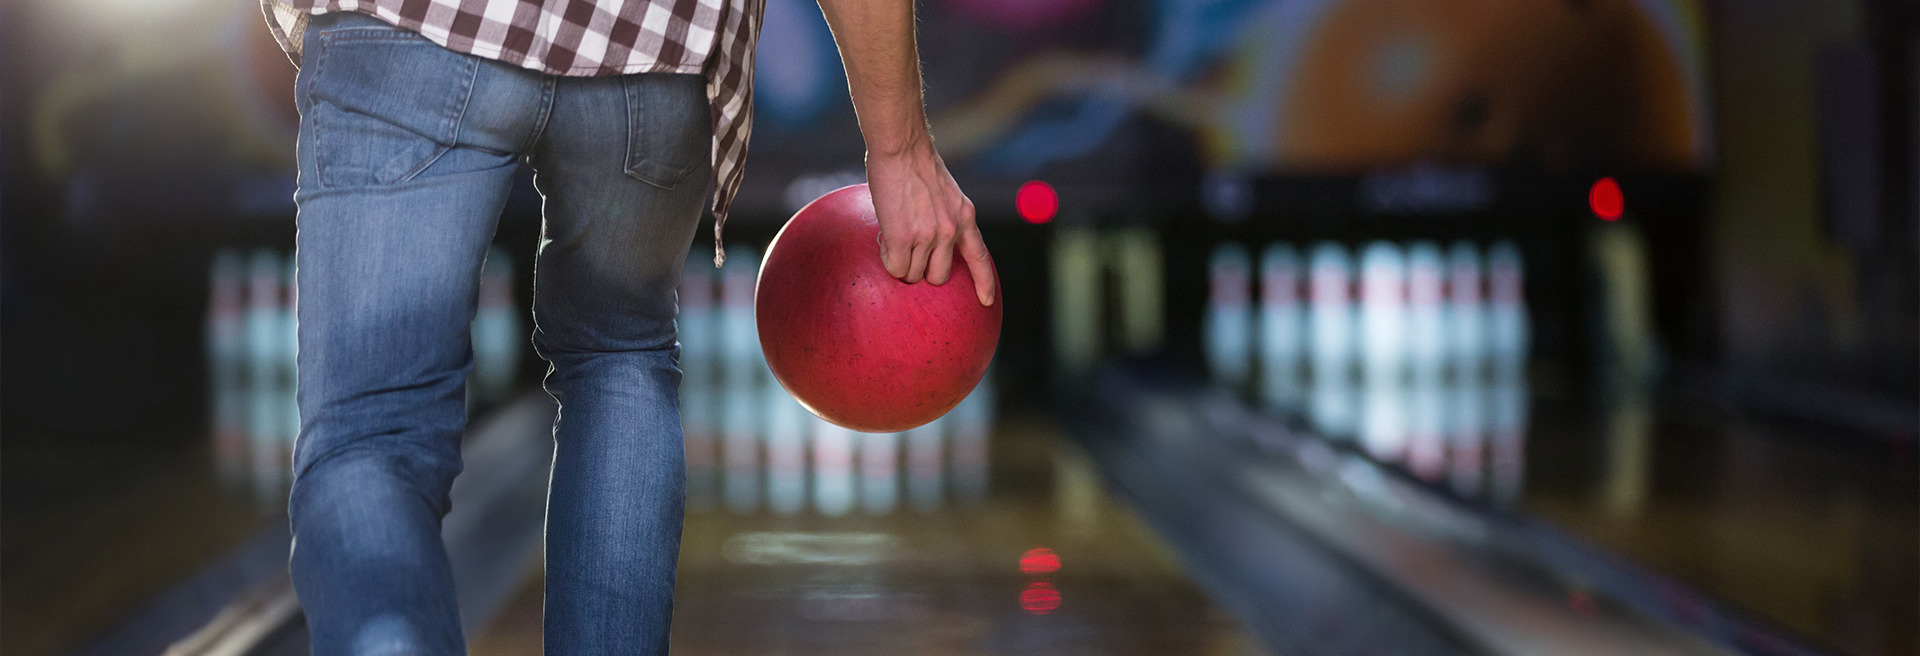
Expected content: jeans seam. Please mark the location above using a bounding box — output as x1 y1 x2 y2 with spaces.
307 13 481 189
621 77 696 191
393 57 480 185
524 76 557 160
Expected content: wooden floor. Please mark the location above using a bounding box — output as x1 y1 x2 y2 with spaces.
471 418 1270 655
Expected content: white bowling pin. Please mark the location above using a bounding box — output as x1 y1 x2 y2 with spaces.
1449 365 1489 497
906 415 947 513
1359 377 1408 463
1445 241 1488 494
1358 242 1410 460
1446 242 1487 386
207 250 248 491
764 380 809 516
720 245 763 386
1256 244 1304 411
244 249 287 505
811 417 856 517
1486 241 1529 504
1406 372 1447 481
1403 243 1447 479
1204 244 1254 389
1489 370 1530 506
1359 241 1408 386
720 245 762 514
1486 241 1530 372
1307 242 1357 438
679 258 719 511
1404 243 1447 383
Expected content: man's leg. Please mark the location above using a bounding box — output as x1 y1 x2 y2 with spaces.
528 73 713 655
288 12 545 655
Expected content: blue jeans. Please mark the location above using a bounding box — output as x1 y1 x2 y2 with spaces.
288 12 709 655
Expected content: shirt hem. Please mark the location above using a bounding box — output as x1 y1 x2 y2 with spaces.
303 6 710 78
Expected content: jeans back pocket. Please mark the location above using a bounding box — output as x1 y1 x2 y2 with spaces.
622 74 712 190
307 18 480 188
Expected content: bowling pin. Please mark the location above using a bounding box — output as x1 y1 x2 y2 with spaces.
1107 228 1165 354
1307 242 1357 438
1204 243 1253 390
1050 227 1102 385
1449 373 1488 496
1406 373 1447 481
1446 242 1487 385
679 258 719 511
1358 242 1408 386
1490 369 1530 506
905 415 947 513
470 247 520 405
206 250 249 492
1404 243 1447 479
1404 243 1447 383
244 249 288 505
949 373 996 504
1486 241 1530 373
1486 240 1529 505
811 417 857 517
1445 242 1488 495
764 380 809 516
720 245 762 514
1358 242 1409 461
1256 244 1304 412
858 430 901 515
1358 377 1409 464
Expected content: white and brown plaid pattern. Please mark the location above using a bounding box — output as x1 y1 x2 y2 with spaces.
263 0 764 264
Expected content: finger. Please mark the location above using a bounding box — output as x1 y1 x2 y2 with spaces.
905 236 931 283
880 230 911 279
958 226 997 306
926 222 957 286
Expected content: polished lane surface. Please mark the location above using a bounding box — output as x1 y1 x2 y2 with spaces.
471 416 1272 656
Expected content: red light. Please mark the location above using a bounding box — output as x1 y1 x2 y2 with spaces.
1568 591 1598 617
1589 177 1623 221
1016 180 1057 224
1020 581 1061 615
1019 547 1061 574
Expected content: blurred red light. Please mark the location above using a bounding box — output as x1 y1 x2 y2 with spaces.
1568 591 1598 617
1016 180 1058 224
1019 547 1061 574
1589 177 1623 221
1020 581 1061 615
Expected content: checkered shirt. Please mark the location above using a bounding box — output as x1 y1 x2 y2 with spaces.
262 0 764 265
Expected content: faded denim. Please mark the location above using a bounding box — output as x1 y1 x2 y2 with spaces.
289 11 709 656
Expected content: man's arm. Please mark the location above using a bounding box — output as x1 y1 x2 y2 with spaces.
815 0 996 306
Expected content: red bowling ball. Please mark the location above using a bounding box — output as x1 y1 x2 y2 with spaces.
755 184 1002 432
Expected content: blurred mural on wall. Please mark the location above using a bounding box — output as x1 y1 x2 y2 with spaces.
11 0 1713 220
745 0 1711 205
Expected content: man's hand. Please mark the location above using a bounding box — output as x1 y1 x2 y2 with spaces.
867 138 996 306
816 0 995 306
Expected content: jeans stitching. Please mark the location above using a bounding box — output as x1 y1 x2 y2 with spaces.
525 76 557 160
622 77 697 190
393 57 480 185
309 36 481 189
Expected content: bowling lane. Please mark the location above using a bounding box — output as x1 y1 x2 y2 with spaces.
1517 396 1918 656
470 415 1272 656
1189 235 1916 655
